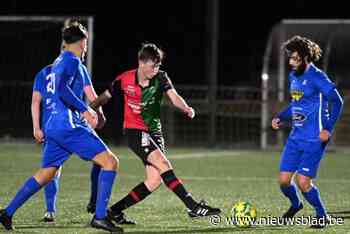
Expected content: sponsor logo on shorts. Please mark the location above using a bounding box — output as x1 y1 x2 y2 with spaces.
141 132 150 147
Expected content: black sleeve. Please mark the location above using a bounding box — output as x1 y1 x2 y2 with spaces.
159 72 174 93
108 78 122 97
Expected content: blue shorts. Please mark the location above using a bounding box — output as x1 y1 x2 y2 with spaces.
42 127 108 168
41 141 66 170
279 138 327 178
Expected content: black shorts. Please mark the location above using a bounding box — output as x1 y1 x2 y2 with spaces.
125 128 166 166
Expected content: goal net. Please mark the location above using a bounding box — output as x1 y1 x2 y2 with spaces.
0 16 94 140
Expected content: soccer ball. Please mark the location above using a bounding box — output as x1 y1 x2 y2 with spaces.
230 201 257 228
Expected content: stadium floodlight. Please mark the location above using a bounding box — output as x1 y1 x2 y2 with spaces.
261 73 269 81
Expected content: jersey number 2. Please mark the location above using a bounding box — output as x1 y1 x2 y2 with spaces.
46 73 56 94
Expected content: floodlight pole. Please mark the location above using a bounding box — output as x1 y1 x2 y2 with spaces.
277 27 286 147
206 0 219 146
87 17 94 76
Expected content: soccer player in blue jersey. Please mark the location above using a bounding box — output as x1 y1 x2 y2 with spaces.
32 64 62 222
272 36 344 228
0 23 122 233
32 62 105 222
31 20 105 223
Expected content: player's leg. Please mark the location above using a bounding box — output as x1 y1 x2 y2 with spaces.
108 130 163 224
0 137 67 230
126 129 190 207
86 163 101 214
90 151 123 233
0 167 59 230
146 140 221 218
133 130 191 205
296 141 328 228
88 131 162 216
91 150 118 216
43 166 62 222
279 138 303 219
109 165 161 224
64 127 122 233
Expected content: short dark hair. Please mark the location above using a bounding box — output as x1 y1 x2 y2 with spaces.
62 22 88 44
63 18 80 28
282 35 322 63
138 43 164 64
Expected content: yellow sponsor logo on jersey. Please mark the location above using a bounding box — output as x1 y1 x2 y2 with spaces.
291 90 304 101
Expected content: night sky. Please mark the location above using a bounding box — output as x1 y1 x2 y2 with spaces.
1 0 349 87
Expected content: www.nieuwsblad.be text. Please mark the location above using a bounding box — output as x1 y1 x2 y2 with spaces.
209 215 344 226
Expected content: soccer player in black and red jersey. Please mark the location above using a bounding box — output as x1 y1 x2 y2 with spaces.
88 43 221 224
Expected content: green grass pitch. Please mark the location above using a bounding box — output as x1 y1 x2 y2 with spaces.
0 143 349 233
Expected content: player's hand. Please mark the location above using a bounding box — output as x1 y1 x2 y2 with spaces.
82 107 98 129
271 118 281 130
319 129 331 142
96 110 107 130
184 107 195 119
33 128 44 143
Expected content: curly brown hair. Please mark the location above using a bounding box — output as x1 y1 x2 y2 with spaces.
282 35 322 63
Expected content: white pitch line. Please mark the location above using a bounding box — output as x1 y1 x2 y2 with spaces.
116 150 246 161
168 151 243 159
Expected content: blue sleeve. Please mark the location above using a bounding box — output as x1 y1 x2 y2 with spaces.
314 72 336 96
82 65 92 87
275 74 293 121
58 60 88 113
323 88 343 133
276 104 292 121
33 70 44 93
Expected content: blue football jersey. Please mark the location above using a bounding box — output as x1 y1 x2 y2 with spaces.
288 64 335 141
45 51 91 130
81 64 93 87
32 65 52 130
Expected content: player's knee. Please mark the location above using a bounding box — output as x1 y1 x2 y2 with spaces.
107 154 119 171
278 175 292 187
100 152 119 171
164 158 172 168
145 177 162 191
34 168 57 186
296 178 311 192
158 159 172 171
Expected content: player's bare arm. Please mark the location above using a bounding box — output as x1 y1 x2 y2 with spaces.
31 91 44 143
84 85 107 129
166 89 195 119
89 89 112 111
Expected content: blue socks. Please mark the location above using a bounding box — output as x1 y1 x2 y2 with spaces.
302 186 327 217
89 164 101 205
6 177 42 216
95 170 116 220
44 174 60 213
280 183 301 209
